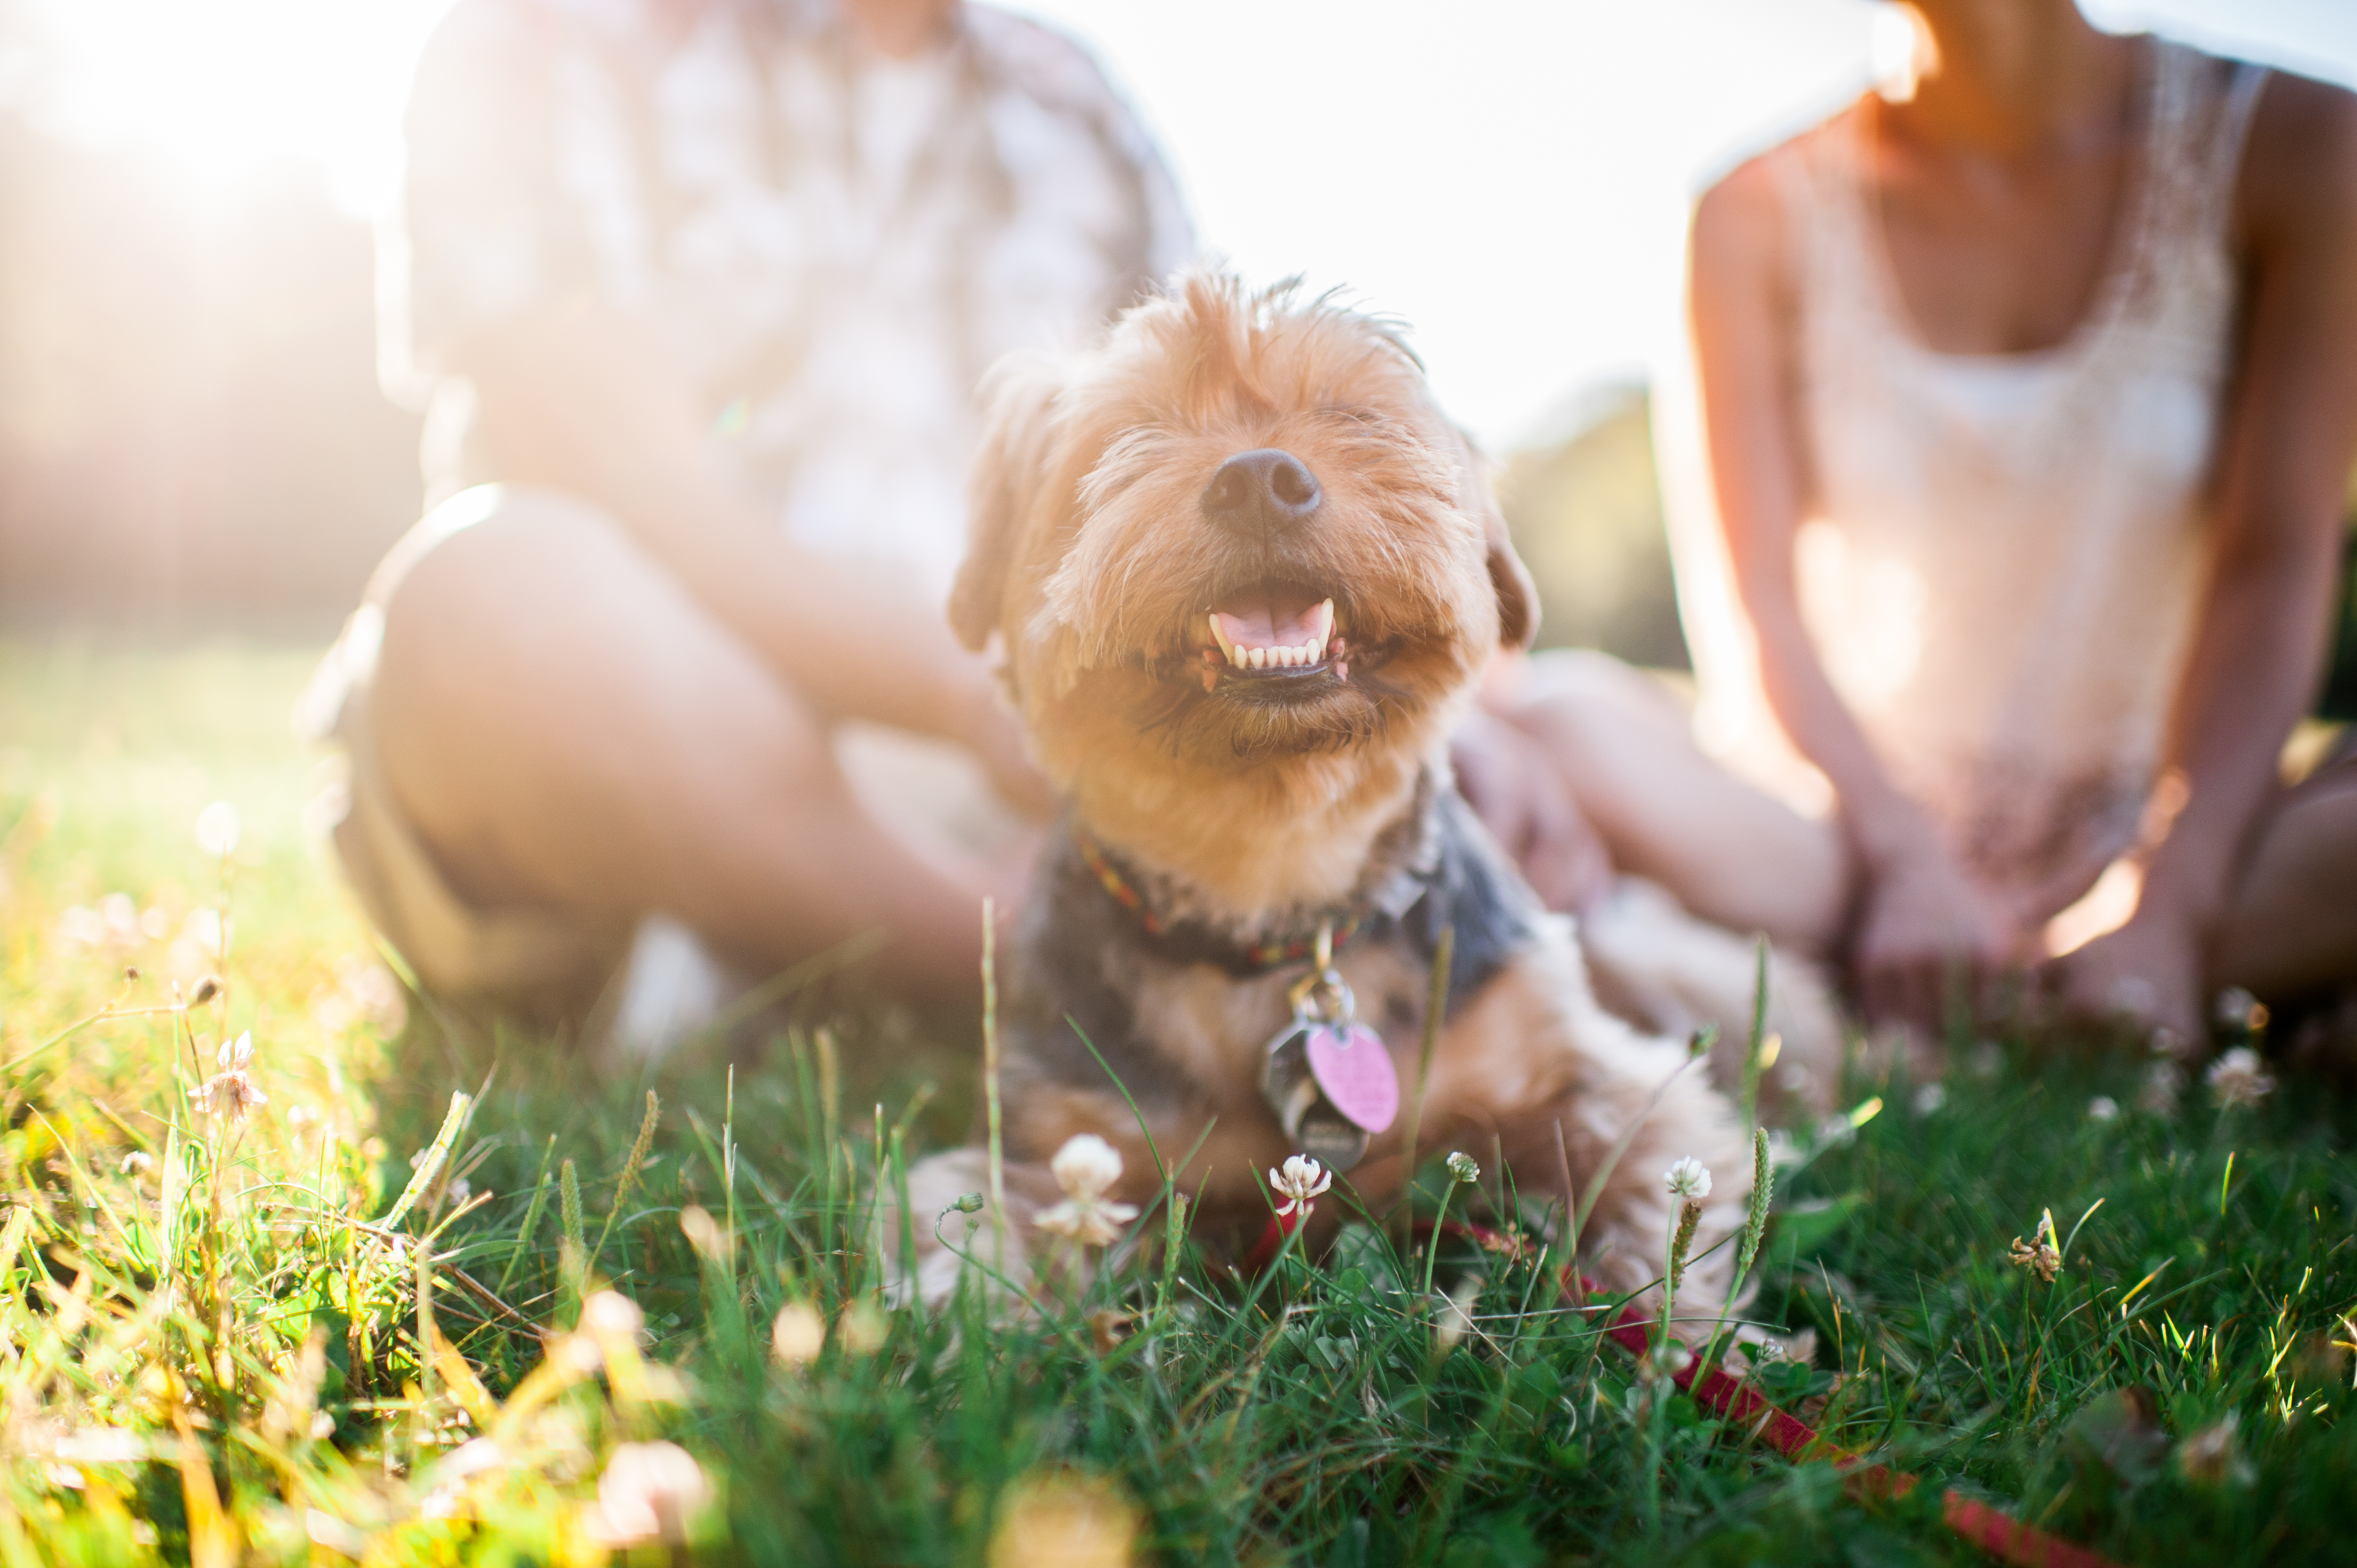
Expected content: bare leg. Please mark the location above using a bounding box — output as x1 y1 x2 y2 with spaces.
369 493 1007 1002
1500 652 1849 953
2212 765 2357 1001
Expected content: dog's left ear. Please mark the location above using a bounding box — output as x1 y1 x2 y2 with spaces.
1453 429 1538 651
951 357 1066 652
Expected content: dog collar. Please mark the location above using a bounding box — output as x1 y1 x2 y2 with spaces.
1073 829 1366 974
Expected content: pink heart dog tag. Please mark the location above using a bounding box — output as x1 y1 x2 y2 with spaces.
1306 1024 1398 1133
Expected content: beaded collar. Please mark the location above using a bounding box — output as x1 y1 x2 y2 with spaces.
1071 829 1368 974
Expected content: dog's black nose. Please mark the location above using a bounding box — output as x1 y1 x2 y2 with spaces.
1201 448 1322 535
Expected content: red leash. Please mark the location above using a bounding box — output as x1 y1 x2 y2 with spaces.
1253 1213 2128 1568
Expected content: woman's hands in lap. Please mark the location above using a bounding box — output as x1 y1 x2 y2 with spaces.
2040 894 2206 1051
1849 830 2021 1032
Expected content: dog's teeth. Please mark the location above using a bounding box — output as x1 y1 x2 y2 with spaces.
1312 599 1335 652
1301 638 1319 663
1251 647 1269 669
1208 613 1236 667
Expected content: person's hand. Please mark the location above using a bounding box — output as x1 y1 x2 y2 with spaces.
1451 709 1613 913
1849 827 2014 1031
2040 889 2206 1053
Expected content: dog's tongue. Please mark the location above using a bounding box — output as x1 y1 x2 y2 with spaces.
1208 594 1335 669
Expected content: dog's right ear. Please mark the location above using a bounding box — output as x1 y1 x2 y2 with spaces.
951 358 1066 653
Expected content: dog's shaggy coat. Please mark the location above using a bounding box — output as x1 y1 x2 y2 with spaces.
905 272 1749 1321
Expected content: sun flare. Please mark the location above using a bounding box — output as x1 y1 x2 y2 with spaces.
23 0 455 211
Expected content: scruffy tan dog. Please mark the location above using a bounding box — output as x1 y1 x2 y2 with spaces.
904 272 1749 1323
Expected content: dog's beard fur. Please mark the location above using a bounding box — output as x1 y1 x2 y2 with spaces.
1121 642 1411 760
953 272 1532 910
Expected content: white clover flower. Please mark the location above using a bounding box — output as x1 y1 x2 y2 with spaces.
1267 1154 1332 1219
581 1290 645 1340
1911 1081 1947 1117
55 906 106 953
2138 1059 2185 1115
1037 1134 1138 1247
1036 1195 1139 1248
584 1441 712 1547
1444 1151 1480 1184
1664 1157 1712 1200
188 1031 266 1121
2212 987 2263 1030
2176 1414 2251 1486
195 801 241 858
2205 1047 2275 1111
1049 1134 1123 1202
119 1151 153 1176
771 1302 825 1366
2086 1096 2119 1123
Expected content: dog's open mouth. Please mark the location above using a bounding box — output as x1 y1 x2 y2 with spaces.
1195 584 1348 695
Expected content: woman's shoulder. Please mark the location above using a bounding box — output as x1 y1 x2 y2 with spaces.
1695 100 1867 231
2235 63 2357 245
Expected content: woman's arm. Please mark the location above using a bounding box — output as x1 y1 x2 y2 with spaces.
1690 153 2010 1025
453 296 1056 813
2058 76 2357 1040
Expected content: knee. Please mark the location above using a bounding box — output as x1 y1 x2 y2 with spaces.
1513 651 1685 726
376 488 639 692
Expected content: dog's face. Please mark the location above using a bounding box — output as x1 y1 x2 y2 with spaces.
953 272 1534 900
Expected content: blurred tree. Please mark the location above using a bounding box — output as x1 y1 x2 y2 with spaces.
0 84 419 629
1496 386 1688 669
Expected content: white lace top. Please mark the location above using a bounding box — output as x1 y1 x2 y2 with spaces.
1664 40 2267 894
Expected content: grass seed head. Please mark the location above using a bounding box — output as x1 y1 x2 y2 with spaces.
2008 1207 2061 1283
1735 1127 1773 1283
1669 1199 1704 1287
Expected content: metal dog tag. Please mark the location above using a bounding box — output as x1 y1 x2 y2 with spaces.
1306 1024 1398 1133
1259 932 1397 1173
1263 1018 1371 1171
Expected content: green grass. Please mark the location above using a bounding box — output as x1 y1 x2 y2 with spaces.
3 636 2354 1566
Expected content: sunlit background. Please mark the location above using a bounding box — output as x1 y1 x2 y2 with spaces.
2 0 2353 632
